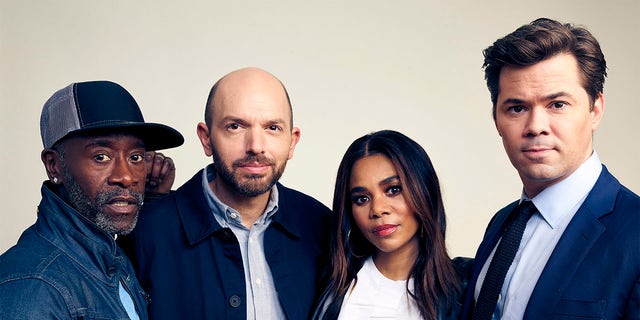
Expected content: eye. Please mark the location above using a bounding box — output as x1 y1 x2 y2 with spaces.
267 124 282 131
386 185 402 196
226 123 241 130
94 154 111 162
351 194 370 206
130 153 145 163
550 101 567 109
507 105 526 114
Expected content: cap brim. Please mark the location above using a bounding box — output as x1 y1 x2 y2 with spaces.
68 122 184 151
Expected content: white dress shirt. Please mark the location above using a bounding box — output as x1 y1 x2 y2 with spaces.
338 256 421 320
475 152 602 319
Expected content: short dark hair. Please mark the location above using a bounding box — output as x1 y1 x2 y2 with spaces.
483 18 607 119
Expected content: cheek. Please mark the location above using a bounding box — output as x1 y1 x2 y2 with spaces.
272 140 295 159
71 172 102 198
351 208 369 232
132 166 148 185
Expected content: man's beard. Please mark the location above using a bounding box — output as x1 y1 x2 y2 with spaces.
61 164 143 235
211 149 285 197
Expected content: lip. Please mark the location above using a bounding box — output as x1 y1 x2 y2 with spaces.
104 196 139 215
238 162 270 174
522 146 554 158
372 224 398 237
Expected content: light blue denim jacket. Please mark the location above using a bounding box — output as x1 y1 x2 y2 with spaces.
0 182 149 319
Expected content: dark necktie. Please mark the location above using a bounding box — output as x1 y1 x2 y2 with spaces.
472 200 537 320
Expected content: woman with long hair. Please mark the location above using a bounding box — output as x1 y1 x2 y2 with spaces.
313 130 471 320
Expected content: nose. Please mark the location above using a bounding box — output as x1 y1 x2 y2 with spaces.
369 195 390 219
245 128 266 155
524 106 550 137
109 156 139 188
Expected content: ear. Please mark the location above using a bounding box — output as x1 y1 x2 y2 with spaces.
287 127 301 160
196 122 214 157
590 92 605 131
492 103 504 137
41 148 62 184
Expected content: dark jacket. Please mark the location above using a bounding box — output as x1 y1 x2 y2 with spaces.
123 168 331 320
0 182 149 319
461 166 640 319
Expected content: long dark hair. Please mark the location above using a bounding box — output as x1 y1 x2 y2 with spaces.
316 130 460 320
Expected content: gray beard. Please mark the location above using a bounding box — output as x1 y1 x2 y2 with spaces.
61 164 143 235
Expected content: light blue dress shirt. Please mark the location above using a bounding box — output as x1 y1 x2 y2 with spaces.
202 166 286 320
119 281 140 320
475 152 602 320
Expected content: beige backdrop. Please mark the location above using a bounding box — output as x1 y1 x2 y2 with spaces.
1 0 638 257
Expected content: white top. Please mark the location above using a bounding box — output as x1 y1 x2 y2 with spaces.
475 152 602 320
338 256 422 320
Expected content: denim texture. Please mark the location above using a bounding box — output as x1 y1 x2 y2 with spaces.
0 183 149 319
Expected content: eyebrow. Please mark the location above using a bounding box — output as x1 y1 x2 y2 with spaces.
221 116 287 126
349 175 400 194
501 91 572 105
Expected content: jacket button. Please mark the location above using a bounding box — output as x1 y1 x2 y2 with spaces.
228 295 241 308
107 267 116 277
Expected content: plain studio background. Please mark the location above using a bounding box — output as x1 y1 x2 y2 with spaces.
1 0 638 257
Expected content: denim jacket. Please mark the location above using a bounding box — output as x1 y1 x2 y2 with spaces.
0 182 149 319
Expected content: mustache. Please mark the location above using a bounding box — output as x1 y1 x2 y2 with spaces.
95 189 144 207
232 155 275 167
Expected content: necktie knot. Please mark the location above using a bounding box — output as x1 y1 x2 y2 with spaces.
518 200 537 219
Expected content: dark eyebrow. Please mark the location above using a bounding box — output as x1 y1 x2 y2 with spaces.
349 175 400 194
501 98 525 105
501 91 572 106
544 91 572 100
380 176 400 185
350 186 366 194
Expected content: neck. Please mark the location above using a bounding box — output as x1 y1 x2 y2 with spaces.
372 238 419 280
208 180 271 228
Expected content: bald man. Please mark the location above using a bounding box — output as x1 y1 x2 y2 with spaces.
122 68 331 320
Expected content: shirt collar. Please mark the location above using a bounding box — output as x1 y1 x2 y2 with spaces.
522 151 602 228
202 164 279 227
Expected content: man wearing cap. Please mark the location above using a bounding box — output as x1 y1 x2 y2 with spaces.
0 81 183 319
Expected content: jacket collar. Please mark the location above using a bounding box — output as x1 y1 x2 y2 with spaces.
176 168 302 246
36 182 125 281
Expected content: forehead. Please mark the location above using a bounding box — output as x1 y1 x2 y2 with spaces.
498 53 583 96
350 154 397 184
212 74 292 121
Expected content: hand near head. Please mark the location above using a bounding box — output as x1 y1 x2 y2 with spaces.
145 151 176 195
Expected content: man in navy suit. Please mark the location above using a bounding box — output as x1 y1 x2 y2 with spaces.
462 18 640 319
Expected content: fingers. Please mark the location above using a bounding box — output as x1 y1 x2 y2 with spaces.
145 151 176 193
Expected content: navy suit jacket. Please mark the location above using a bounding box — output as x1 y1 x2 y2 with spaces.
121 168 331 320
462 165 640 319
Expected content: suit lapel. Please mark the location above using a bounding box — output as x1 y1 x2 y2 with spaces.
525 166 619 318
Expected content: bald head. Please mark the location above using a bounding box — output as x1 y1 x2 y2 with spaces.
204 67 293 129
